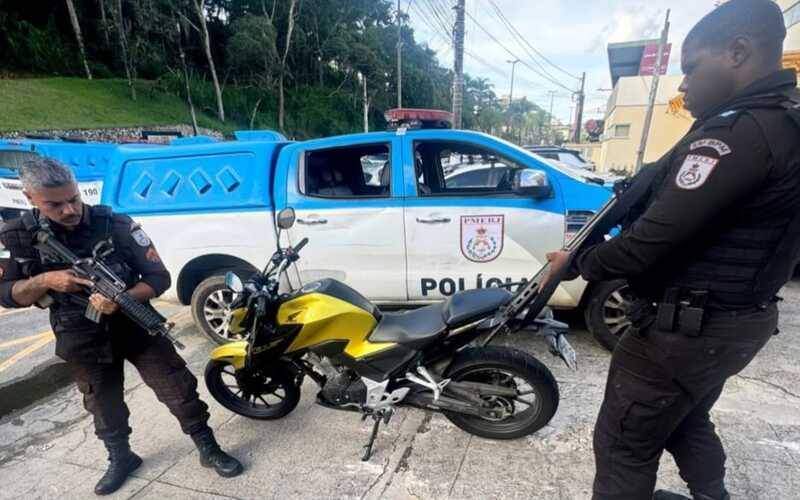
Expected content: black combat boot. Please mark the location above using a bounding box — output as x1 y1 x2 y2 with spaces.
191 428 243 478
94 438 142 495
653 489 731 500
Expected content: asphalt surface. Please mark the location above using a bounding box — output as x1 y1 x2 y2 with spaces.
0 301 185 386
0 285 799 499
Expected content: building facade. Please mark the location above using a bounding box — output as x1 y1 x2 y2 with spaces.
594 75 692 175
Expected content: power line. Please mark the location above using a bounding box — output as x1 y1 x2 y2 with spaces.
430 0 454 26
463 9 574 93
420 0 453 39
464 49 544 90
411 1 452 45
482 1 573 86
487 0 580 81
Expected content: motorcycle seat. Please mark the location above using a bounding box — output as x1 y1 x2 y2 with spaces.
369 304 447 349
442 288 512 327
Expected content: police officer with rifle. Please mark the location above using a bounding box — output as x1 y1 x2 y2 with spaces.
0 158 243 495
547 1 800 498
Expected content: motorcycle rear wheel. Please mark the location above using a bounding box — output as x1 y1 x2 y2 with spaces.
205 360 301 420
443 346 559 439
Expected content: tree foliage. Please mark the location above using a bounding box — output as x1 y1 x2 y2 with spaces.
0 0 558 141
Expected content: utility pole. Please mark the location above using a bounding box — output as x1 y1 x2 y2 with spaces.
507 59 520 104
506 59 519 139
635 9 671 172
452 0 466 128
362 73 369 133
397 0 403 109
547 90 556 144
572 72 586 143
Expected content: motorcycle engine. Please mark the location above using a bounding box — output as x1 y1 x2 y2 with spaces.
320 369 367 407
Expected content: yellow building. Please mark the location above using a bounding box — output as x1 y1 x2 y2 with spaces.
595 75 693 175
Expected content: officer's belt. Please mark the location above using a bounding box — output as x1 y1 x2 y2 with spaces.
627 288 772 337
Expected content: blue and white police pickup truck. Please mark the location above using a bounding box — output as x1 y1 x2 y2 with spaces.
0 111 629 349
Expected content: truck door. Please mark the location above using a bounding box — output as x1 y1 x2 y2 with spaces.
281 138 407 301
402 137 577 306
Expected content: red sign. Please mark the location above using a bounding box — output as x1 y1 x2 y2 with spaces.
639 43 671 76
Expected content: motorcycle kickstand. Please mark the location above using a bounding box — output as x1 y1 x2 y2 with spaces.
361 409 393 461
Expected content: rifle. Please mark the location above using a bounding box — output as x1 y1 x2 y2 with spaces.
482 163 664 347
33 230 185 350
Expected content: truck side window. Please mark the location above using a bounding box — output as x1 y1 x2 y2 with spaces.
303 144 391 198
414 141 523 196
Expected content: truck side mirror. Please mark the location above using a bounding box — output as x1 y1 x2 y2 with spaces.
513 169 552 199
277 207 296 230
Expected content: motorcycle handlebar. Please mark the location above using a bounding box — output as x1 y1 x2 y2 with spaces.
292 237 309 254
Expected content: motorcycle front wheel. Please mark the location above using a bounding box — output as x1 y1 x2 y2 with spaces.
205 360 301 420
443 346 559 439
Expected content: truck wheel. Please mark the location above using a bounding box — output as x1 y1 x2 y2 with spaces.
584 280 634 352
191 275 243 345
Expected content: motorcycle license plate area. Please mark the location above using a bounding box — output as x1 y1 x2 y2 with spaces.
548 334 577 370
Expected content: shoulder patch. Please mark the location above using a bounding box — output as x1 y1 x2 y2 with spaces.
130 223 152 247
675 155 719 190
690 138 731 156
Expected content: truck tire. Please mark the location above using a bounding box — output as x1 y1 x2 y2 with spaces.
191 275 242 345
584 280 635 352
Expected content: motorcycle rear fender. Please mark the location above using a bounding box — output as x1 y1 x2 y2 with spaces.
209 340 248 370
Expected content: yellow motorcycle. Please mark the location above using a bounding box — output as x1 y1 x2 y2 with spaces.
205 209 576 460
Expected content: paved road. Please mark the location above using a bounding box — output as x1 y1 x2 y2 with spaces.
0 286 799 499
0 301 186 385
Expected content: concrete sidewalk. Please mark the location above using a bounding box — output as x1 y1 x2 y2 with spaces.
1 287 799 499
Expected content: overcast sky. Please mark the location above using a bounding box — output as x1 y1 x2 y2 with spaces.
406 0 720 124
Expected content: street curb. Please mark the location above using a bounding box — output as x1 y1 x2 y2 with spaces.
0 313 196 418
0 359 73 417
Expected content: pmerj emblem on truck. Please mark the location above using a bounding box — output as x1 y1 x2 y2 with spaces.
461 215 504 263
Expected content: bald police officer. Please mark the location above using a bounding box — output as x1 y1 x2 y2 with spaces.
547 1 800 499
0 159 243 495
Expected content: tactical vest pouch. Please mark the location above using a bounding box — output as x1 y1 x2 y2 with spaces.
656 287 679 332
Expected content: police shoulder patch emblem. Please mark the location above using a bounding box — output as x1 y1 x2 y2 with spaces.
130 223 152 247
675 154 719 190
461 215 504 263
690 138 731 156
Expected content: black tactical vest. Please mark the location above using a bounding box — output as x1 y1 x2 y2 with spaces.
7 206 136 361
636 92 800 308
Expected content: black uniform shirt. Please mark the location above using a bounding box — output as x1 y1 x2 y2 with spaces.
575 70 800 304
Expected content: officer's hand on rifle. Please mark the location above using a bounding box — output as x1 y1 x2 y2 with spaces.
43 270 94 293
543 251 570 289
89 293 120 315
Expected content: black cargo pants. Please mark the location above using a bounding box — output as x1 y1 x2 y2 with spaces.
592 303 778 500
68 333 210 442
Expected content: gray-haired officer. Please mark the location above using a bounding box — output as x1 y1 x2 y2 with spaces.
0 158 243 495
548 0 800 498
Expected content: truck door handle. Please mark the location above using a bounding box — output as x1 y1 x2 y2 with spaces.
297 218 328 225
416 217 451 224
